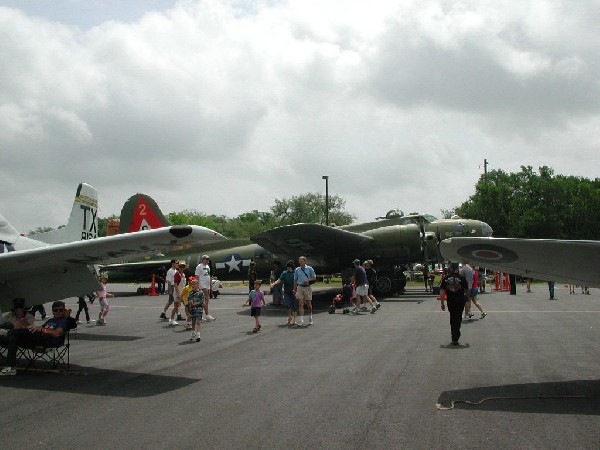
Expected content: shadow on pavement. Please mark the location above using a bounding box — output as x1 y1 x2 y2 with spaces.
0 366 200 397
71 333 143 342
437 379 600 415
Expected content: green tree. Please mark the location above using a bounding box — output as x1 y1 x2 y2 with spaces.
270 192 355 226
456 166 600 239
167 210 225 232
98 215 118 237
221 211 278 238
27 226 56 236
166 210 278 239
440 209 456 219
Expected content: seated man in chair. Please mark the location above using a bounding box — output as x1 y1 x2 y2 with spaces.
0 300 73 376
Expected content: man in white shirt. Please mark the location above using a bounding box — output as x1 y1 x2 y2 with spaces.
160 260 178 320
195 255 215 321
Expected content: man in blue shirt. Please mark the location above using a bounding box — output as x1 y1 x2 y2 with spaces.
351 259 377 314
1 300 71 376
293 256 316 326
271 260 298 326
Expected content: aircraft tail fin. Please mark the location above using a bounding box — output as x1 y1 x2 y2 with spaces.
34 183 99 244
0 214 20 249
119 194 171 233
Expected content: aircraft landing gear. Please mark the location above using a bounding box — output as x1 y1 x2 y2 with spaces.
375 276 393 296
374 270 407 297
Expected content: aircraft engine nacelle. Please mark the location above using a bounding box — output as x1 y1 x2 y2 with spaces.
362 224 423 261
425 236 440 261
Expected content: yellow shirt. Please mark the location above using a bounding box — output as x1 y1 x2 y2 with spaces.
181 285 193 306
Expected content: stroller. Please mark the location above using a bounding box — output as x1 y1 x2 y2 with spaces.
328 283 355 314
210 277 223 298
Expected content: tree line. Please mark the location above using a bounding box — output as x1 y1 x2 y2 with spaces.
96 193 354 239
31 167 600 241
455 166 600 239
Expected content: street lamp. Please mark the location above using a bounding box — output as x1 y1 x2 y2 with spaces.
322 175 329 226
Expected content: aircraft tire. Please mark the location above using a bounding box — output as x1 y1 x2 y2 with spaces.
375 276 393 296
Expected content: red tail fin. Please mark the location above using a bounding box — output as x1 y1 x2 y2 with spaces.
119 194 171 233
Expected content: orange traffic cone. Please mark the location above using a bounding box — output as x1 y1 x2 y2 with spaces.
149 274 159 296
492 272 501 291
503 273 511 291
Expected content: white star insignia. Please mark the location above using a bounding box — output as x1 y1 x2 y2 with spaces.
225 254 242 272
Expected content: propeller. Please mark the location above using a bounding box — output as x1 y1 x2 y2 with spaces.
434 225 444 262
418 215 429 263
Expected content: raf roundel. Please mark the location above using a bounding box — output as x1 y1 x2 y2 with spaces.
456 244 518 264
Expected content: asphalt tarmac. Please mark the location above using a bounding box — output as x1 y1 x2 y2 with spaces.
1 283 599 449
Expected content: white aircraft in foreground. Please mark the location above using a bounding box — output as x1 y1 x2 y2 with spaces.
0 183 226 313
441 237 600 288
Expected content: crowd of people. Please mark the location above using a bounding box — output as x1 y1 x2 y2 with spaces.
3 253 592 374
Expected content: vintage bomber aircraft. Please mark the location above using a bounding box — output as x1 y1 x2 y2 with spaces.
251 213 493 295
102 193 279 283
0 183 226 314
104 195 493 295
441 237 600 288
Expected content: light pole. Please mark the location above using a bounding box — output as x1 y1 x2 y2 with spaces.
322 175 329 226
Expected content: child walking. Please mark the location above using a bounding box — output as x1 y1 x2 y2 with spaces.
244 281 266 332
97 275 113 325
180 277 195 330
187 278 204 342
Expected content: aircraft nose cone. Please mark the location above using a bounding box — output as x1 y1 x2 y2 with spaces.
482 222 493 237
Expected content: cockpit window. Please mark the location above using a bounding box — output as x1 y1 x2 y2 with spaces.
422 214 437 223
453 223 469 235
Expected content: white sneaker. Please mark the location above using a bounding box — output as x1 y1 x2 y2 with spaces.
206 315 215 321
0 367 16 376
297 321 305 327
308 317 313 325
87 319 95 324
76 320 82 325
169 320 178 326
190 332 197 341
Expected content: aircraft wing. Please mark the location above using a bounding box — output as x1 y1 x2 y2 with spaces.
0 225 225 310
251 224 373 265
441 237 600 288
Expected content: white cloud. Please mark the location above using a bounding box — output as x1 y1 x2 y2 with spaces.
0 0 599 234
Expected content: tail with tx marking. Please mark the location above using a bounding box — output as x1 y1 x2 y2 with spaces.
119 193 171 233
34 183 98 244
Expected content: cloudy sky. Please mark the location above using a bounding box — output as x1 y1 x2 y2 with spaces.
1 0 599 233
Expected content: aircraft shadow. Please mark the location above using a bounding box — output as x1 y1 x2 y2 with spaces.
437 379 600 415
70 333 143 342
0 365 200 398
